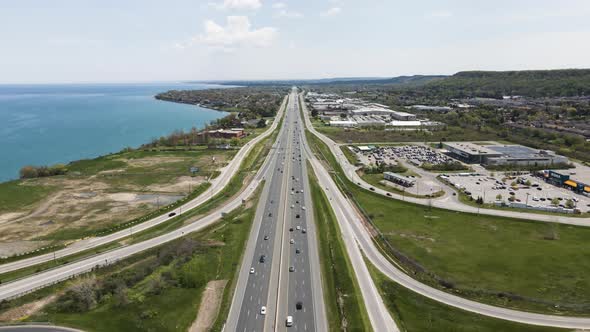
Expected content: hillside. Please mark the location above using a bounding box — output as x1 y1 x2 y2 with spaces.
422 69 590 98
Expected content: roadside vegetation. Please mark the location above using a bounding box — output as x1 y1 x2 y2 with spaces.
367 261 564 332
305 128 590 316
308 163 372 331
0 184 263 332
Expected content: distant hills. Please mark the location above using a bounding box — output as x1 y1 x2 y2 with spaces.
192 75 446 87
191 68 590 98
422 69 590 98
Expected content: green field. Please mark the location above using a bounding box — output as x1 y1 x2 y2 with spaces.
368 261 564 332
17 184 262 332
306 129 590 316
0 180 57 214
309 164 372 331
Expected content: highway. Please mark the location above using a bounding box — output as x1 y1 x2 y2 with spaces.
300 92 590 329
0 97 287 276
227 89 326 331
0 97 287 301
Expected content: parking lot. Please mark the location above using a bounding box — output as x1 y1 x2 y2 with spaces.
442 172 590 213
354 144 454 167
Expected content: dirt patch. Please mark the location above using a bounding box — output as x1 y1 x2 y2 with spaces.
0 294 57 322
0 240 51 258
0 212 25 224
120 156 187 168
147 176 205 193
189 280 228 332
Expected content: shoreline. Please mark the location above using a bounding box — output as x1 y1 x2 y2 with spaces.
0 90 228 184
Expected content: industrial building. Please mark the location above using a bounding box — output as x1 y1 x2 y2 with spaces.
384 172 415 187
391 111 417 121
443 142 569 166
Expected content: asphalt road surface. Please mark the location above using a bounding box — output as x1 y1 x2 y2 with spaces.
227 89 326 332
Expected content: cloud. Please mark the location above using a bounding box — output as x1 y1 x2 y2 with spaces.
426 10 453 19
195 16 278 51
274 9 303 19
320 7 341 17
272 2 286 9
211 0 262 10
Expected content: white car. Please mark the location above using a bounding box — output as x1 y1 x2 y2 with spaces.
250 267 255 274
296 226 301 230
261 306 267 315
290 239 294 244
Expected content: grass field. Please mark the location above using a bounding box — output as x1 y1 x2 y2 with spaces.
10 184 262 332
0 180 57 214
306 129 590 316
367 261 564 332
308 163 372 331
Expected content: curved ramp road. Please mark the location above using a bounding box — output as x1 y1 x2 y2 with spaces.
301 93 590 329
300 94 590 227
0 99 286 301
0 97 287 276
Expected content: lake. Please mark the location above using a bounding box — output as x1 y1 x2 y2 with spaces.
0 82 228 182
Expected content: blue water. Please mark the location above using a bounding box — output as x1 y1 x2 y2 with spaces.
0 83 229 182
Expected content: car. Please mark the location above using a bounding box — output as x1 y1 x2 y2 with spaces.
295 248 301 254
537 187 542 191
250 267 255 274
386 193 391 197
268 213 272 217
289 266 295 272
168 212 176 217
296 302 303 310
290 239 294 244
291 205 294 208
264 235 269 240
295 214 300 218
286 316 293 327
290 227 294 232
302 206 306 210
296 226 301 230
261 306 267 315
259 255 266 263
302 229 307 234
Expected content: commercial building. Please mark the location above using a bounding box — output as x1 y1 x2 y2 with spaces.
391 111 417 121
329 120 357 127
384 172 415 187
443 142 569 166
204 128 246 139
540 170 590 195
443 142 502 164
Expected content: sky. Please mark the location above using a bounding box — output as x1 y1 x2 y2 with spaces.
1 0 590 83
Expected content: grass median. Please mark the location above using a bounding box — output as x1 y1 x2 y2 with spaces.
308 162 372 331
305 128 590 316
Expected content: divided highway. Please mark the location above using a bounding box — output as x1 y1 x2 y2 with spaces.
227 89 326 331
300 92 590 330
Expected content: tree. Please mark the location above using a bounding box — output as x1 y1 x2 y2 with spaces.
551 197 560 206
476 196 484 205
311 109 318 117
256 118 267 128
565 199 575 209
495 194 502 201
19 165 38 179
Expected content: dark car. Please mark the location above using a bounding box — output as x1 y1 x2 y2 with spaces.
370 187 375 191
168 212 176 217
296 302 303 310
289 266 295 272
295 248 301 254
296 214 300 218
264 235 269 240
259 255 266 263
268 213 272 217
386 193 391 197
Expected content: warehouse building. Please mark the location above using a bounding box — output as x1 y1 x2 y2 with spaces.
443 142 569 166
391 111 417 121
